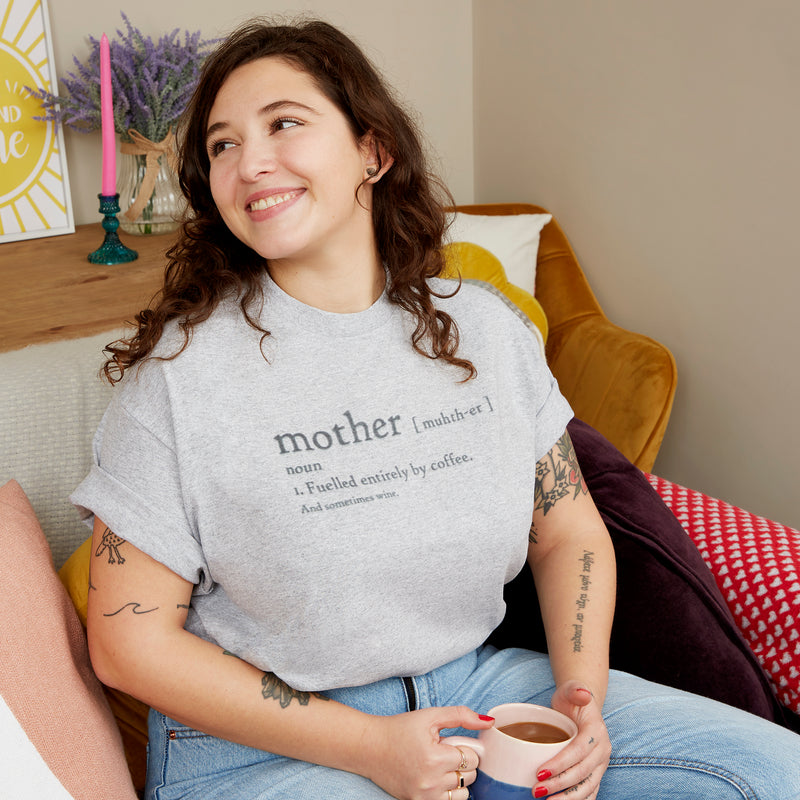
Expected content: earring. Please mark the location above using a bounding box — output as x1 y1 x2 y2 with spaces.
366 166 378 177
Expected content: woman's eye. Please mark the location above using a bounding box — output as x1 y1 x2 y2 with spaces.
209 140 235 157
272 117 301 132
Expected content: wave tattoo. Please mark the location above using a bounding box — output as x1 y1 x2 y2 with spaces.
103 602 160 617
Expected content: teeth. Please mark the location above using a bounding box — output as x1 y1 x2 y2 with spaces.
249 192 296 211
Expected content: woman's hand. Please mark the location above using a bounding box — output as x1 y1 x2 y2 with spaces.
360 706 491 800
532 681 611 799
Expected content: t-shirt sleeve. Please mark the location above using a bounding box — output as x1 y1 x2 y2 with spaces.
70 369 212 593
531 371 573 463
488 288 573 462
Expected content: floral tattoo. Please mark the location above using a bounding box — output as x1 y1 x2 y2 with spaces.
261 673 330 708
530 431 588 543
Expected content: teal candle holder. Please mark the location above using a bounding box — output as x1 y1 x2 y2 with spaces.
88 193 138 265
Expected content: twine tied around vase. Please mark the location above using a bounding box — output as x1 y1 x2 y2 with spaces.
119 129 179 222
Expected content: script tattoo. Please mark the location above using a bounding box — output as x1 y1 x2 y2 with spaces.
95 527 127 564
563 776 591 795
260 673 330 708
571 550 595 653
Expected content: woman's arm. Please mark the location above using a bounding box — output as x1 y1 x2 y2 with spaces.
527 430 615 703
88 517 371 766
87 517 489 800
525 430 615 798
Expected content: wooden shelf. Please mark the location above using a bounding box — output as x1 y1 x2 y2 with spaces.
0 224 175 353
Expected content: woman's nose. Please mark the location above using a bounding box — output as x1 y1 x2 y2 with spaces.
237 140 277 181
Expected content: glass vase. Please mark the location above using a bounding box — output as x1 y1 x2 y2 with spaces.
118 152 184 235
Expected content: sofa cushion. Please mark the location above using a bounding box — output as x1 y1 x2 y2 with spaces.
441 241 548 344
444 211 551 295
488 419 797 730
648 474 800 718
0 480 138 799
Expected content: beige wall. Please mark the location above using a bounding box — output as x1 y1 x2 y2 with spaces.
47 0 475 224
43 1 799 527
473 0 800 528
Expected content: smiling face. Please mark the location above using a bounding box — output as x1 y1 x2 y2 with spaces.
205 57 379 273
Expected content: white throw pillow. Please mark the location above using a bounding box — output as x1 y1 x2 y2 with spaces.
444 212 552 295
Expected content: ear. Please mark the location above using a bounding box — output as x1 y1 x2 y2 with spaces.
360 132 394 182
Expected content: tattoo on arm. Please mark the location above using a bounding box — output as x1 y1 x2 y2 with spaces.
530 432 588 542
94 528 168 619
528 520 538 545
571 550 595 653
95 527 127 565
261 673 330 708
534 432 588 515
102 602 159 617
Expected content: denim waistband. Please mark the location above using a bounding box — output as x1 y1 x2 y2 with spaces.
322 647 482 716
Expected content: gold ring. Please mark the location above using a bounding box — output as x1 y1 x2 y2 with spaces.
455 770 465 789
455 745 469 771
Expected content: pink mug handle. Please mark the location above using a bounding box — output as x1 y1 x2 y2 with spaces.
442 735 485 763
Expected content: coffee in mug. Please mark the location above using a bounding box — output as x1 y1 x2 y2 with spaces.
444 703 577 799
497 720 571 744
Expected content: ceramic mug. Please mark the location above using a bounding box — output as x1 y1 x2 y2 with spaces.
444 703 577 798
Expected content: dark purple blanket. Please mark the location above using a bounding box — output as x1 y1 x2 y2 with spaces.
487 418 798 732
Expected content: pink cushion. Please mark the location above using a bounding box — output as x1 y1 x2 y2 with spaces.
648 474 800 716
0 480 138 799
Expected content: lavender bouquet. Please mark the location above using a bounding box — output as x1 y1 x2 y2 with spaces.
29 13 215 144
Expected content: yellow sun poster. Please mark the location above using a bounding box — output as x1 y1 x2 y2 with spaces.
0 0 73 242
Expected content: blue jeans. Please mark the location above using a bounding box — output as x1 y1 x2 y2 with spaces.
145 646 800 799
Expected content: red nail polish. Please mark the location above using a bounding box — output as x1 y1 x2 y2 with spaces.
537 769 552 781
479 714 495 722
534 787 548 799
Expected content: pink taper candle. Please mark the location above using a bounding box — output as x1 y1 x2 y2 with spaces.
99 33 116 196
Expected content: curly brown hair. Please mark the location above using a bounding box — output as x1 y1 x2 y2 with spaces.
103 18 474 383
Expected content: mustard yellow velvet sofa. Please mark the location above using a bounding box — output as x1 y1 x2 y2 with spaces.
453 203 677 473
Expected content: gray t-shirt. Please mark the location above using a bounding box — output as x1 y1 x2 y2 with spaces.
72 276 572 691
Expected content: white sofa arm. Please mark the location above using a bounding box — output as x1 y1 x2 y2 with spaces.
0 330 122 568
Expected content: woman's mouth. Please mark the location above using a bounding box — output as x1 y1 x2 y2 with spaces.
247 190 302 212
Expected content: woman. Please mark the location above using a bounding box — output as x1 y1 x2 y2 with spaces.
72 18 800 800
